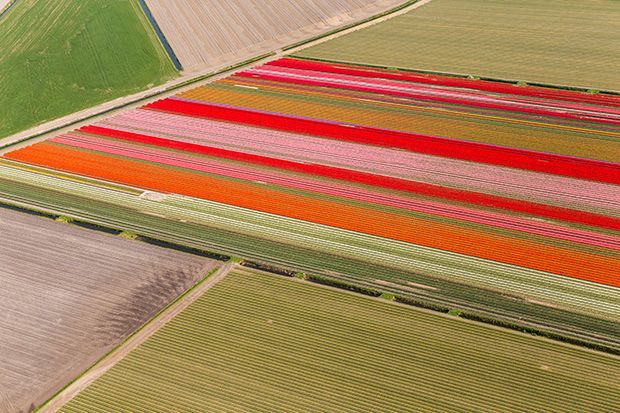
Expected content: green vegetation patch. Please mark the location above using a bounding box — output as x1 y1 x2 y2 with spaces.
0 0 177 139
59 268 620 412
296 0 620 91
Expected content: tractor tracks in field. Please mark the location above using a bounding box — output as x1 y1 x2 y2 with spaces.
37 262 237 413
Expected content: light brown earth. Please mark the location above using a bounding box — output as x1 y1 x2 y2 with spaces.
0 208 220 413
145 0 405 73
38 263 236 413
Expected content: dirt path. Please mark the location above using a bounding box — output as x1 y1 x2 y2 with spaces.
0 208 220 412
38 262 237 413
0 0 434 154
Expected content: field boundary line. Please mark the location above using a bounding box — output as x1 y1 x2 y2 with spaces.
135 0 182 70
249 267 620 360
0 0 428 151
36 262 237 413
292 55 620 96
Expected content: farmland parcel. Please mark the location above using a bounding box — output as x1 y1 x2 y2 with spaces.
58 268 620 412
0 208 219 412
295 0 620 91
143 0 405 72
2 56 619 350
0 0 176 139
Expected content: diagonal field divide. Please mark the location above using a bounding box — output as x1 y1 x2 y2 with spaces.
0 0 14 17
0 0 433 153
36 262 237 413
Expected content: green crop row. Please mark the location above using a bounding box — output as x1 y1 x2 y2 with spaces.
58 268 620 412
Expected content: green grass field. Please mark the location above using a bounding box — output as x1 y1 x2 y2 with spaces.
296 0 620 91
58 267 620 412
0 0 177 139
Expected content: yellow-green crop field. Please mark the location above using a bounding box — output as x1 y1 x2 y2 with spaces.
296 0 620 91
59 267 620 413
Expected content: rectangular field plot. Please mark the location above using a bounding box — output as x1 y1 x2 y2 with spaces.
143 0 403 72
0 208 219 412
295 0 620 91
3 56 620 349
59 268 620 412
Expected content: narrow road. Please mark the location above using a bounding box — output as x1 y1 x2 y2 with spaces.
0 0 434 153
38 262 236 413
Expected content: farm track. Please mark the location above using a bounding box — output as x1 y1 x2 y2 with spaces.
0 164 617 352
0 207 220 412
56 268 620 412
39 262 236 413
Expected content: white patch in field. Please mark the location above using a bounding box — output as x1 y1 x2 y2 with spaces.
140 191 168 202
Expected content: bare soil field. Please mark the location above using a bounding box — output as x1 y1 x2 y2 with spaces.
0 208 219 413
145 0 404 72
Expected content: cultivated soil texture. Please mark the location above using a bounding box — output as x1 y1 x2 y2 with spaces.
144 0 404 73
58 268 620 412
0 208 219 412
296 0 620 91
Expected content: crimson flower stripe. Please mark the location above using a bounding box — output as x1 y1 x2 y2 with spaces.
237 67 620 126
269 58 620 108
146 98 620 185
79 124 620 231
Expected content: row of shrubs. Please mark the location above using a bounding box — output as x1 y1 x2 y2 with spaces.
241 261 297 276
0 202 232 260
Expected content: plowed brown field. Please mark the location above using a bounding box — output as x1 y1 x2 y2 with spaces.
0 208 219 412
145 0 404 72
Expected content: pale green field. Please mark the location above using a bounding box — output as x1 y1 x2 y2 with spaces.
58 267 620 412
0 0 177 139
296 0 620 91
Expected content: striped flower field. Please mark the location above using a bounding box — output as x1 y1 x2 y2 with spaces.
5 58 619 299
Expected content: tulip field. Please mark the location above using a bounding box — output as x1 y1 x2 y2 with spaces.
57 268 620 413
3 56 620 350
3 1 619 411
